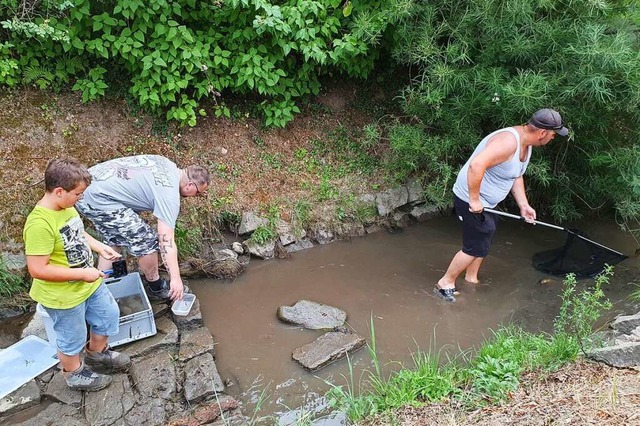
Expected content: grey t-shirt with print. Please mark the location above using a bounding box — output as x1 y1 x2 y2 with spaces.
80 155 181 228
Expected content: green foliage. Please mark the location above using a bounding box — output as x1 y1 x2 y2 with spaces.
0 260 26 298
72 66 107 102
250 225 276 245
555 267 614 353
390 0 640 223
1 0 407 126
174 222 202 258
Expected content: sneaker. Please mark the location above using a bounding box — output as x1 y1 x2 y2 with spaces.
145 278 190 301
434 286 456 302
64 362 112 391
85 344 132 371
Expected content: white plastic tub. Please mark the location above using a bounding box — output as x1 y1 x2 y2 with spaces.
171 293 196 316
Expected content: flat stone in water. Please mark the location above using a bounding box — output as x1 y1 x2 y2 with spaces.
292 331 366 372
277 300 347 330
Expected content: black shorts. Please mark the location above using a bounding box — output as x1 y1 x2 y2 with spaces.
453 195 497 258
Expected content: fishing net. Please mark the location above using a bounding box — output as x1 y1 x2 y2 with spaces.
532 229 628 278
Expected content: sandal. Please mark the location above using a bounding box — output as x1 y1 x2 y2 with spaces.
434 285 456 302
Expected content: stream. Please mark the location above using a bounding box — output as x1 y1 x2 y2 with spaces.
189 214 639 424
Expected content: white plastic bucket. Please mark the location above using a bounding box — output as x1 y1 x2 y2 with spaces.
36 303 58 345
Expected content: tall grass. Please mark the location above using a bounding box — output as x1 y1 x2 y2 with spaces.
0 259 26 298
326 270 613 422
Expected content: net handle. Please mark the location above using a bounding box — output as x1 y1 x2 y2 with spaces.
483 208 565 231
484 208 627 257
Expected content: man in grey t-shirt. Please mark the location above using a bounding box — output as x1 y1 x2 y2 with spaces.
77 155 210 301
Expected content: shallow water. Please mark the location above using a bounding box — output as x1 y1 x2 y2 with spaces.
190 215 640 424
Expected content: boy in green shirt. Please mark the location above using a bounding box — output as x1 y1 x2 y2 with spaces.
23 158 131 391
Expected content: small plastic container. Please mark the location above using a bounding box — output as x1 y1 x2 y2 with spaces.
171 293 196 316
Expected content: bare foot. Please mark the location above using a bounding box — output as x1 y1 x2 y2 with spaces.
464 277 479 284
436 278 455 290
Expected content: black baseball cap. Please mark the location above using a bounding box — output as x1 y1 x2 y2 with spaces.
528 108 569 137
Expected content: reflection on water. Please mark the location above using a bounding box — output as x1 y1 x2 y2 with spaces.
178 216 640 423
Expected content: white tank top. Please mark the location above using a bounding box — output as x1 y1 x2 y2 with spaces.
453 127 531 208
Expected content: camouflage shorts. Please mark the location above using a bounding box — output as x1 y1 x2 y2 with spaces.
76 203 159 257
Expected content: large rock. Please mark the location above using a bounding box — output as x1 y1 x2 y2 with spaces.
44 371 83 407
84 374 135 426
172 298 204 330
121 316 178 358
123 397 166 426
285 238 314 253
611 313 640 335
238 212 268 235
277 300 347 330
588 342 640 368
410 204 440 222
166 395 240 426
292 331 366 372
0 380 40 416
183 353 224 403
406 179 424 203
310 224 334 245
15 402 87 426
243 239 275 259
1 251 27 275
376 187 409 216
179 327 216 362
129 350 177 400
20 312 48 341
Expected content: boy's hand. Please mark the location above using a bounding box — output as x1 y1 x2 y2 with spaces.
82 267 106 282
98 246 121 261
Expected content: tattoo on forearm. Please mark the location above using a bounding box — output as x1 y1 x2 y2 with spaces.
158 234 174 255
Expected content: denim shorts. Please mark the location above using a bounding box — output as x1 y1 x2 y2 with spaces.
76 202 159 257
43 283 120 356
454 195 497 258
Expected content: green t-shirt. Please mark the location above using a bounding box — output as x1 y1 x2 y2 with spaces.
23 205 101 309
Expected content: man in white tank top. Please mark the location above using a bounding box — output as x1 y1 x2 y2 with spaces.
435 109 569 302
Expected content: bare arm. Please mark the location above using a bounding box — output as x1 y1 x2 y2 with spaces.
84 231 121 262
157 219 185 300
467 132 518 212
511 176 536 221
27 255 103 283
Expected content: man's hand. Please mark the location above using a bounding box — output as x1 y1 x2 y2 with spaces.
468 199 484 214
520 204 537 223
82 267 106 282
169 276 185 301
96 245 121 261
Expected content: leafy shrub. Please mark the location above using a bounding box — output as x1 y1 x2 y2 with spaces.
1 0 407 126
174 222 202 258
389 0 640 223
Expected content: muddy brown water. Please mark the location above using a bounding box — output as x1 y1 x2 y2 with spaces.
190 215 640 423
1 215 637 424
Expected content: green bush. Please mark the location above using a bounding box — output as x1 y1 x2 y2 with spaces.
1 0 407 127
388 0 640 223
